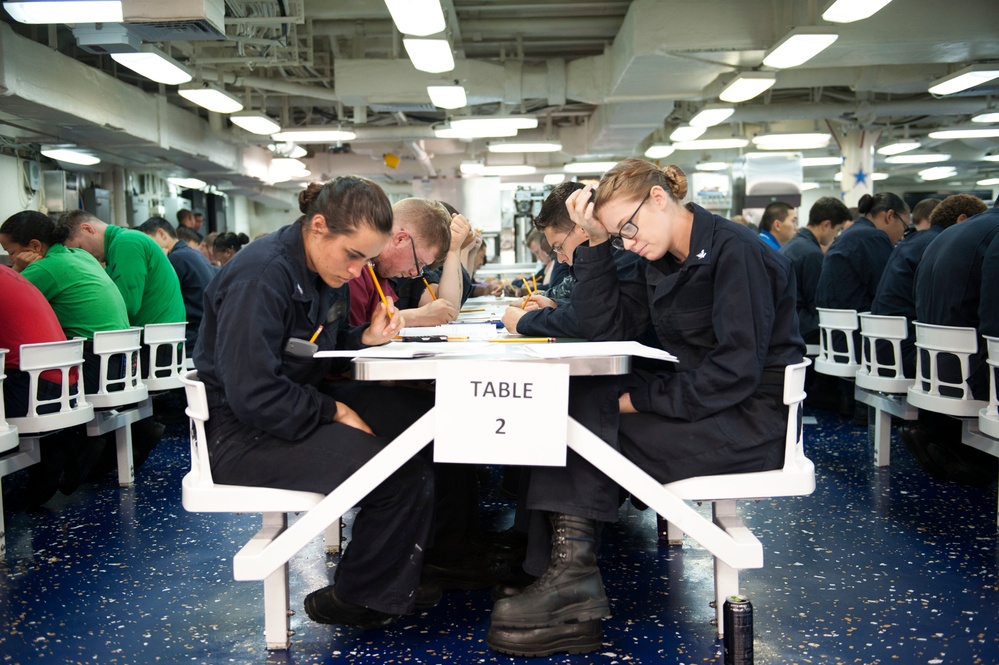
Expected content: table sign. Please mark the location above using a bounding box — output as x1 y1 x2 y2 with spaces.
434 360 569 465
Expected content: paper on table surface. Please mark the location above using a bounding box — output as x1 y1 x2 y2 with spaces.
399 323 499 339
520 341 678 362
314 340 510 359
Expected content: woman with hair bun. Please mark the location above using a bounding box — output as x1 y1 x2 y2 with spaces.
212 231 250 266
487 159 805 657
193 176 436 630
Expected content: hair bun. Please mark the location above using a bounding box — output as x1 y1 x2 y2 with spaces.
856 193 874 215
299 182 324 214
662 165 688 200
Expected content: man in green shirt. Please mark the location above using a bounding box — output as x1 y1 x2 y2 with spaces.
55 210 185 328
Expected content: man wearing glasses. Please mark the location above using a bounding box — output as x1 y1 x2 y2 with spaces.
348 197 466 327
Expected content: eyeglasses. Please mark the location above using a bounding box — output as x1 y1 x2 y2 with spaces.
407 234 427 274
550 225 576 258
610 192 650 250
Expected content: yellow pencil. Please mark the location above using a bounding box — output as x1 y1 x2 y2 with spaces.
488 337 557 343
460 308 485 313
308 325 324 343
532 273 538 291
367 262 393 318
422 277 438 300
521 294 531 310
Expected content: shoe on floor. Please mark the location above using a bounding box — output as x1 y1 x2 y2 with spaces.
303 586 399 629
491 568 538 602
422 550 510 591
487 620 603 657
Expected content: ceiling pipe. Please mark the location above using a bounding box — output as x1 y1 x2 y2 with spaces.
729 99 990 124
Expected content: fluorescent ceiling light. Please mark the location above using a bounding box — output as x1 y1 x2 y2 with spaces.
270 127 357 142
40 146 100 166
972 110 999 123
918 166 957 181
884 153 950 164
167 177 207 189
719 72 776 103
670 125 706 142
270 158 310 183
762 28 839 69
435 125 517 139
822 0 893 23
268 142 308 158
801 156 842 167
427 85 467 109
695 162 729 171
451 116 537 132
178 82 243 114
871 172 889 181
877 141 921 156
403 38 455 73
111 45 192 85
673 138 750 150
927 127 999 140
487 140 562 153
752 132 832 150
4 0 122 23
478 165 537 177
459 161 483 174
543 173 566 185
800 182 821 191
384 0 445 36
644 143 675 159
928 64 999 96
977 177 999 186
563 161 618 174
984 154 999 163
230 111 282 135
689 105 735 128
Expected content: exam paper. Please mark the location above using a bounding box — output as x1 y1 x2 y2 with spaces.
399 323 500 339
520 341 678 362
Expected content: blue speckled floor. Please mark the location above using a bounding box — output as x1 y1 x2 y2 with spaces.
2 408 997 664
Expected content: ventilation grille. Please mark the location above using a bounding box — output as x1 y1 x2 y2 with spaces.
124 20 225 42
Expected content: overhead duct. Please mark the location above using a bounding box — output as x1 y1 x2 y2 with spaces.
122 0 226 41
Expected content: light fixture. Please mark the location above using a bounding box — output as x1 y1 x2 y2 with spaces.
427 85 467 109
178 82 244 114
384 0 445 36
871 172 889 181
563 161 618 174
435 125 517 139
167 176 207 189
230 111 282 136
821 0 893 23
752 132 832 150
478 165 537 176
918 166 958 181
884 153 950 164
762 28 839 69
673 137 750 150
689 105 735 128
110 45 192 85
403 38 455 73
972 109 999 123
984 153 999 163
877 140 921 156
801 156 843 167
695 162 729 171
487 140 562 153
669 125 706 142
928 63 999 96
268 142 308 158
543 173 566 185
270 158 310 183
440 116 537 138
800 182 821 191
270 127 357 142
40 146 100 166
459 160 483 174
927 127 999 140
644 143 675 159
4 0 123 23
719 72 776 103
977 177 999 186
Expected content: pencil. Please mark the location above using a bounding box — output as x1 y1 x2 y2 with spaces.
308 325 324 343
488 337 556 343
531 273 538 291
367 262 393 318
521 294 531 310
460 308 485 313
422 277 438 300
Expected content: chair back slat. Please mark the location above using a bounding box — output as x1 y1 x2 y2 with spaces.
89 328 147 406
143 323 187 391
856 313 911 392
9 339 94 433
179 370 215 487
815 308 860 376
907 322 985 418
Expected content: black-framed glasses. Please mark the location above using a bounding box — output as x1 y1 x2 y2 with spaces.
550 225 577 258
407 234 426 274
610 192 650 250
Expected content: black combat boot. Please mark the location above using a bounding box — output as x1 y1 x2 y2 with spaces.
487 620 603 657
489 513 610 630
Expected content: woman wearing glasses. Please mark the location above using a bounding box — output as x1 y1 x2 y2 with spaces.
487 159 805 657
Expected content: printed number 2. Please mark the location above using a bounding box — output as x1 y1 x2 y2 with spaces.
495 418 506 434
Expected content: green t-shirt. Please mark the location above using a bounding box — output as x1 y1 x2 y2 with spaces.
21 243 130 339
103 224 186 327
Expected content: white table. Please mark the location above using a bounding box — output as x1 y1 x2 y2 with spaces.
231 345 765 585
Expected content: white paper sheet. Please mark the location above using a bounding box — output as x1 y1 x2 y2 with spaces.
520 341 678 362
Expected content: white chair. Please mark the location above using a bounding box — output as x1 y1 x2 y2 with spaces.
854 314 916 466
814 308 860 377
906 323 988 418
179 371 341 650
1 349 20 556
2 340 95 556
143 323 187 392
661 358 816 635
980 336 999 441
84 328 153 487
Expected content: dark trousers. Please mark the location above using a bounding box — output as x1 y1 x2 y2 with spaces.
205 381 436 615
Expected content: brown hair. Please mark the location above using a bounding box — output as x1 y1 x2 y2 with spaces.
392 197 451 261
298 176 393 237
593 159 688 211
534 181 583 233
52 209 102 245
928 194 987 229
